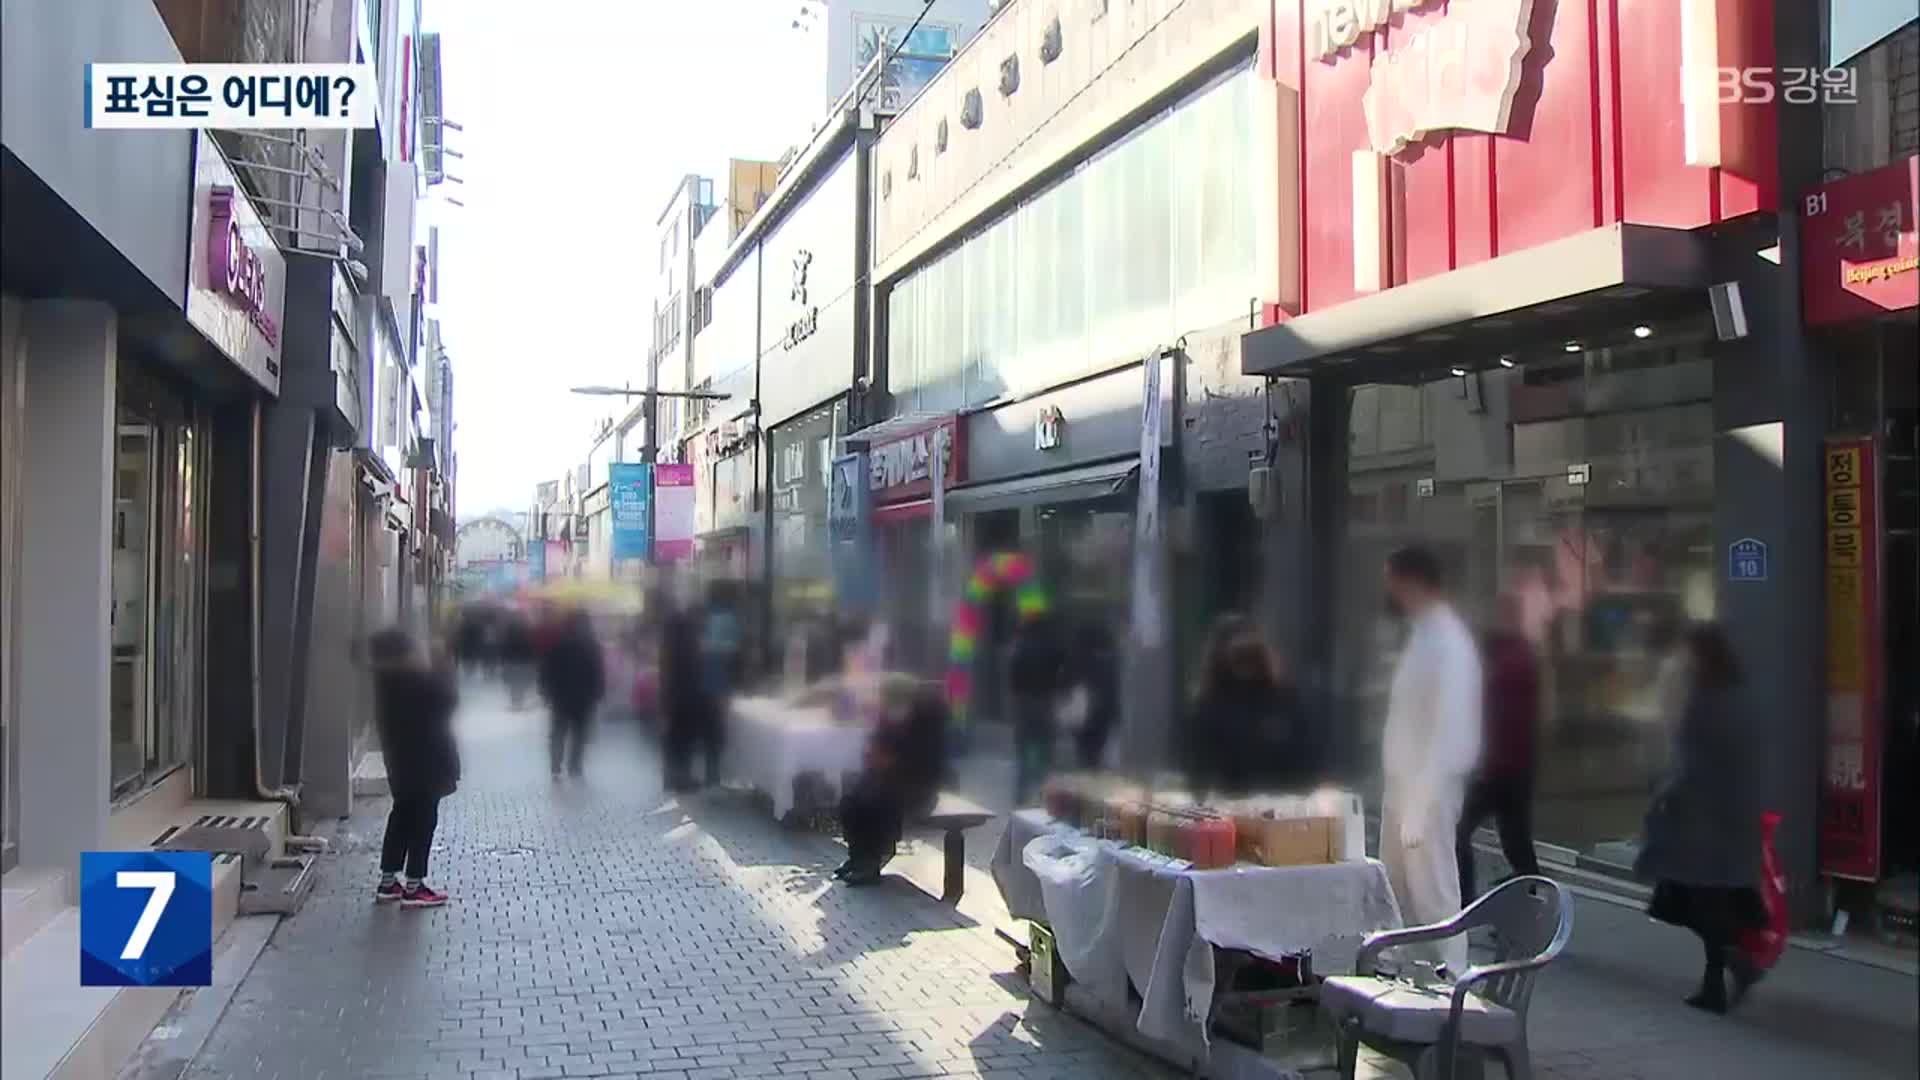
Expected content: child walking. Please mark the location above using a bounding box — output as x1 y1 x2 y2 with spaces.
367 627 460 907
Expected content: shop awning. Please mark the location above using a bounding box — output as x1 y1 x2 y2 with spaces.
1242 223 1712 380
943 457 1138 515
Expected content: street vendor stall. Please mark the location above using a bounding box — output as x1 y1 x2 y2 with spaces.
991 779 1403 1075
722 695 867 821
723 673 935 822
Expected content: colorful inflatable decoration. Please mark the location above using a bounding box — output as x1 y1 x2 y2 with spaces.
946 552 1051 727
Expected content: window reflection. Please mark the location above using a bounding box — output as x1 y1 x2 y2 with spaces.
885 62 1260 416
1335 322 1717 866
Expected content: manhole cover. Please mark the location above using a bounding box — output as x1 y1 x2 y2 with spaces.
481 846 535 858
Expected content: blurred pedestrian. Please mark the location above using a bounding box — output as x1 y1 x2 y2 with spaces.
366 626 459 908
659 596 712 792
454 603 489 679
1379 545 1483 977
1456 593 1543 901
537 608 606 780
1183 614 1310 796
498 607 537 711
697 583 740 773
837 685 951 885
1070 620 1120 769
1636 623 1765 1014
1007 605 1069 805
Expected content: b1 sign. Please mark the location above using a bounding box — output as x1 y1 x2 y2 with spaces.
86 64 377 129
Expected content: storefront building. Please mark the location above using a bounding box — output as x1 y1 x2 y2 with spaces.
690 224 764 591
867 0 1278 739
689 79 880 662
768 399 849 645
4 0 284 891
1800 149 1918 906
857 414 963 674
1237 0 1875 914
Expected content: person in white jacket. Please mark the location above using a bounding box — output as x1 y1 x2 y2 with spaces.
1380 545 1484 977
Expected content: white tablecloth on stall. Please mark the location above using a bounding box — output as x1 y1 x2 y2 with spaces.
997 810 1403 1050
722 696 867 820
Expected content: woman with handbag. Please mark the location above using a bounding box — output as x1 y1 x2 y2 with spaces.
1634 622 1767 1014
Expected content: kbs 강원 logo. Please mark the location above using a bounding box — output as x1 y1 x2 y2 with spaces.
80 851 214 987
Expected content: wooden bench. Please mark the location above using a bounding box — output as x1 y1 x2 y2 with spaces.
913 793 997 904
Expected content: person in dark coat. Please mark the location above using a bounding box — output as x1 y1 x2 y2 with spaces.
658 598 713 792
837 686 951 885
454 604 490 678
1635 623 1765 1014
537 609 606 780
1070 620 1121 769
1183 614 1311 797
1007 608 1070 805
367 627 460 907
1456 594 1543 900
498 607 537 711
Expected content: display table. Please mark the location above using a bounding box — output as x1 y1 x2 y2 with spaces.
722 696 868 821
993 808 1403 1054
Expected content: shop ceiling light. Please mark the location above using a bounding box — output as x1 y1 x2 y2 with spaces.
1563 341 1583 353
1498 356 1517 368
1633 325 1655 339
1449 366 1468 377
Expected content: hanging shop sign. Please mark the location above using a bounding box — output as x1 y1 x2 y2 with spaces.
1801 155 1919 327
186 132 285 395
1820 438 1883 882
1308 0 1537 158
829 450 874 612
868 417 964 502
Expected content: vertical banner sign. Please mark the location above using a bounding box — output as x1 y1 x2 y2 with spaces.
829 451 874 613
1822 439 1883 881
528 535 546 581
1134 350 1164 649
608 462 653 563
930 427 949 641
653 464 697 562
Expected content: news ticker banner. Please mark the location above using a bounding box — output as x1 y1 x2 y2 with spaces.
85 64 377 129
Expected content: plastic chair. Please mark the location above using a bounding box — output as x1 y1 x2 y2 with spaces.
1320 875 1573 1080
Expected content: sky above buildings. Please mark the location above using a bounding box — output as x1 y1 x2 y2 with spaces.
427 0 827 516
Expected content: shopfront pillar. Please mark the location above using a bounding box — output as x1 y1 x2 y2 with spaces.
1711 219 1830 921
14 300 116 886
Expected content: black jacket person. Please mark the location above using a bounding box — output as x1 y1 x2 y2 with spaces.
367 627 460 903
537 610 606 779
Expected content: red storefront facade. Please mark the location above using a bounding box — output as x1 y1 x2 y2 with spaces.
1240 1 1875 910
1260 0 1778 321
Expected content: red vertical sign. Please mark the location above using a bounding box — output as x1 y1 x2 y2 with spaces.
1821 438 1883 881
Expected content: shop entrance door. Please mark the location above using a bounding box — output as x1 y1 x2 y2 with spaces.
1465 471 1703 867
111 413 158 795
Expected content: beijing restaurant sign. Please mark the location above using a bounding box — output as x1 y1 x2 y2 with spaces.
1801 155 1919 327
867 418 963 503
1308 0 1537 157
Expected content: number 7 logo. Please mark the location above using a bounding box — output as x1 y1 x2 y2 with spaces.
116 870 176 960
80 851 213 987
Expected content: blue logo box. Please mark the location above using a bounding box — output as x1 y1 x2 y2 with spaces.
79 851 213 987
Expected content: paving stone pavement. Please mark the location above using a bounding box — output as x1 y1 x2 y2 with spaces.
181 684 1176 1080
